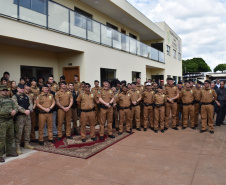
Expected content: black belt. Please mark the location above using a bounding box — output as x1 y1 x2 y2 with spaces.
119 106 131 110
201 102 214 105
183 103 193 106
100 104 113 109
39 110 53 114
131 103 140 107
81 107 95 112
155 104 165 107
144 103 153 106
193 100 200 104
167 99 178 103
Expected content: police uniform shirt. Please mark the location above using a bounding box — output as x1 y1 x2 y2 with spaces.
142 90 155 104
116 92 131 107
55 90 73 107
36 92 55 109
76 92 95 110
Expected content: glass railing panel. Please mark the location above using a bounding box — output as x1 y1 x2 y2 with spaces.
87 19 100 43
129 38 137 54
19 0 46 27
151 47 158 61
100 24 112 47
121 34 129 52
136 41 141 56
70 11 86 39
141 43 148 57
0 0 17 18
48 1 69 33
112 29 121 50
159 51 165 63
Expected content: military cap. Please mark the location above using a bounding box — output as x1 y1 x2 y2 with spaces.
60 76 65 80
18 84 24 89
146 82 152 86
158 86 163 89
197 81 202 85
0 85 8 91
121 80 127 84
204 80 211 84
43 84 49 88
61 81 66 85
1 77 7 82
103 79 110 83
178 81 183 85
25 82 31 87
30 77 36 82
38 77 45 81
168 78 174 81
85 83 91 87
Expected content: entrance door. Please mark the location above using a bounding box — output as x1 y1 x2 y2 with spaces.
63 67 80 84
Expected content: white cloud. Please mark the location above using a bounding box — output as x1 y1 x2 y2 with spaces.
127 0 226 71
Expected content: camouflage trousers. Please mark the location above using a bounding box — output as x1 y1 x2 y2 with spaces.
15 115 31 144
0 118 15 156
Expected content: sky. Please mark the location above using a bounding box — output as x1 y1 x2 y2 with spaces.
127 0 226 71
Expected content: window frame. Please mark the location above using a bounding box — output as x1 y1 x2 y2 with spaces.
74 7 93 32
166 45 171 56
14 0 46 15
173 49 177 59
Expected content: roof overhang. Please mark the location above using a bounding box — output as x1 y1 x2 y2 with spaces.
79 0 164 41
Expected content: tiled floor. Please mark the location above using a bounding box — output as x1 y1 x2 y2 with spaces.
1 124 226 185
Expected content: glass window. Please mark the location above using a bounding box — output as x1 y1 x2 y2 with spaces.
166 45 170 55
106 22 119 41
14 0 46 14
74 7 93 31
129 33 137 40
173 49 176 58
178 53 181 61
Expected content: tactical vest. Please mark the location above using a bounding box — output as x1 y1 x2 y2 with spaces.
71 90 78 108
0 96 14 117
15 94 30 110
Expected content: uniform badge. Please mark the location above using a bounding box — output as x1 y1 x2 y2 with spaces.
8 88 10 91
67 92 70 95
109 90 112 93
49 96 52 99
37 97 39 99
128 94 130 96
137 91 139 93
91 94 94 98
54 85 56 88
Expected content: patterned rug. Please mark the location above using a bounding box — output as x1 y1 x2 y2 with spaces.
32 131 133 159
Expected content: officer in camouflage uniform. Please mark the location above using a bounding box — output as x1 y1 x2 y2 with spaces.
12 84 34 155
0 85 18 162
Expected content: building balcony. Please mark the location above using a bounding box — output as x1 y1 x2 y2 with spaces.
0 0 165 63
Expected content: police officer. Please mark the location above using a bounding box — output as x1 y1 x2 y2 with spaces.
77 83 97 142
176 81 183 127
73 75 81 91
36 85 56 145
12 84 34 155
215 81 226 126
116 85 132 135
181 81 195 129
55 81 73 141
200 80 219 134
47 75 58 93
129 82 142 131
98 80 115 140
91 80 102 125
24 82 37 142
78 81 86 94
194 81 202 127
68 82 79 135
153 86 166 133
112 86 119 131
0 85 18 162
165 78 179 130
142 82 155 131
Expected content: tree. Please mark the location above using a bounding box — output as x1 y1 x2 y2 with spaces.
182 58 211 73
214 64 226 72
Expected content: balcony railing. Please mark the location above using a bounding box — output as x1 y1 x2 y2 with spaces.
0 0 165 63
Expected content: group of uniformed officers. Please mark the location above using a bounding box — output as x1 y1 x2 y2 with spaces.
0 71 225 163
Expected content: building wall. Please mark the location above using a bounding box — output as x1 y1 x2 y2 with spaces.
54 0 140 40
156 22 182 81
0 17 165 85
0 44 59 82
